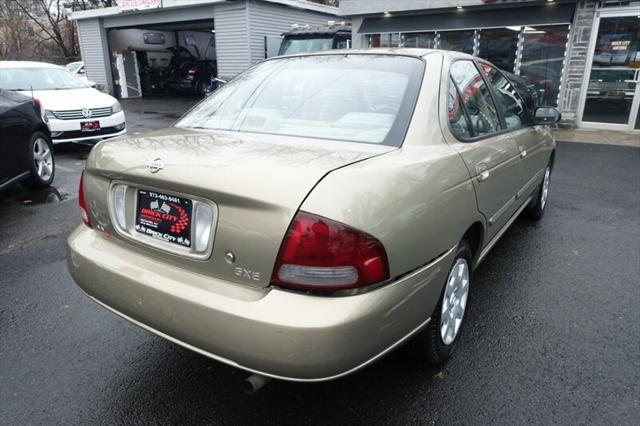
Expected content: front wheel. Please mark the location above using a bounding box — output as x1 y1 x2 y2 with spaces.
525 165 551 220
410 241 472 365
23 131 55 189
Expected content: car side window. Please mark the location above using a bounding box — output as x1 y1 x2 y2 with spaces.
448 78 472 139
479 63 532 130
449 60 500 138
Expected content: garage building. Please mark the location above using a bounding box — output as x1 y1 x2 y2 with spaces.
71 0 339 97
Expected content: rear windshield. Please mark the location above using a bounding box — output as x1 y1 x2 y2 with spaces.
0 67 86 91
175 55 424 146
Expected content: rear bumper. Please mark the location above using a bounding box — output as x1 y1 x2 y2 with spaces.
67 225 453 382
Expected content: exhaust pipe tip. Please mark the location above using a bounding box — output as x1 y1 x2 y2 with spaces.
243 374 271 394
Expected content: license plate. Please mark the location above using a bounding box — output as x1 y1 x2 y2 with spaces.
81 120 100 132
135 190 193 248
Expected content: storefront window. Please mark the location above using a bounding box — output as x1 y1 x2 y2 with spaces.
519 25 570 107
439 30 475 55
478 27 519 73
368 34 381 48
367 33 401 48
365 23 577 111
582 16 640 125
402 32 436 49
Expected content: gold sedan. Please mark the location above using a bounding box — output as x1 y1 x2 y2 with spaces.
67 50 559 384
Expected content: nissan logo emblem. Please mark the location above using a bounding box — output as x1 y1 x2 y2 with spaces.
147 158 165 173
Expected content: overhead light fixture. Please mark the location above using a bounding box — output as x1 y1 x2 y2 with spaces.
383 11 391 18
457 6 464 10
546 0 555 2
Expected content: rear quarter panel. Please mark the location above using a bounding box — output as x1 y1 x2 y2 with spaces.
301 145 480 280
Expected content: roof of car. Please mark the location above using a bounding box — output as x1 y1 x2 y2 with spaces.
276 48 474 60
0 61 63 69
283 24 352 36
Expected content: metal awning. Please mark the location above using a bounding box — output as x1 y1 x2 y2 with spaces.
358 3 576 34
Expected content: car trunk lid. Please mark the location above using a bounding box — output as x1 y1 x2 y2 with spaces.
83 128 392 288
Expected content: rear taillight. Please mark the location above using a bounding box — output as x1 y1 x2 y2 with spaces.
79 171 92 228
271 211 389 291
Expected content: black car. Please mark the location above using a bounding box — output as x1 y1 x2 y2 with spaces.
166 47 217 97
0 89 55 191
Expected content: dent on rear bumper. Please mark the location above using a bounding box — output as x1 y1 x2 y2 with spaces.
67 226 454 382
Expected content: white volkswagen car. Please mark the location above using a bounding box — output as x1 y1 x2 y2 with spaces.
0 61 126 144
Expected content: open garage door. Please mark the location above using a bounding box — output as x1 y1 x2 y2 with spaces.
106 19 216 99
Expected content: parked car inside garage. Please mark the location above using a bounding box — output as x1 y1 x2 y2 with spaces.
0 89 55 191
166 47 217 97
0 61 126 144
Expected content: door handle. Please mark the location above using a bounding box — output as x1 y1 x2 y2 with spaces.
519 145 527 158
476 163 490 182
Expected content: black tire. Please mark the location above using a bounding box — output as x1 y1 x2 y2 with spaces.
410 241 473 365
23 131 55 190
525 165 551 221
196 80 206 97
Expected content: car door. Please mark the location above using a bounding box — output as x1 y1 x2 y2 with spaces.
479 62 548 203
446 59 523 242
0 96 31 184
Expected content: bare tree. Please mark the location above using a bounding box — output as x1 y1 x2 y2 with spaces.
0 3 31 59
6 0 117 62
68 0 117 10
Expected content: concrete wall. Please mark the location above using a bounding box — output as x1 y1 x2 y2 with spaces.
559 0 597 127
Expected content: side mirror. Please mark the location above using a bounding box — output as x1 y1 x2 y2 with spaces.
533 106 561 125
87 81 97 88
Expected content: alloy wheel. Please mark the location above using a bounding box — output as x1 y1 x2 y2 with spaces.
540 167 551 210
440 258 470 345
33 137 53 181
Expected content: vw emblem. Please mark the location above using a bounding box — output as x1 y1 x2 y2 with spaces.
81 108 92 118
147 158 165 173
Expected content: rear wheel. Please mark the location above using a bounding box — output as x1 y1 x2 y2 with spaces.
410 241 472 365
196 80 206 97
23 131 55 189
525 165 551 220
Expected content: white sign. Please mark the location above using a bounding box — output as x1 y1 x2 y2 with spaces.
118 0 161 10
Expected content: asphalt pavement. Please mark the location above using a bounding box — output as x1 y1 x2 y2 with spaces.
1 109 638 424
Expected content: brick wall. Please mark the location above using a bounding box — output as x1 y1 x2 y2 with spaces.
559 0 597 127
